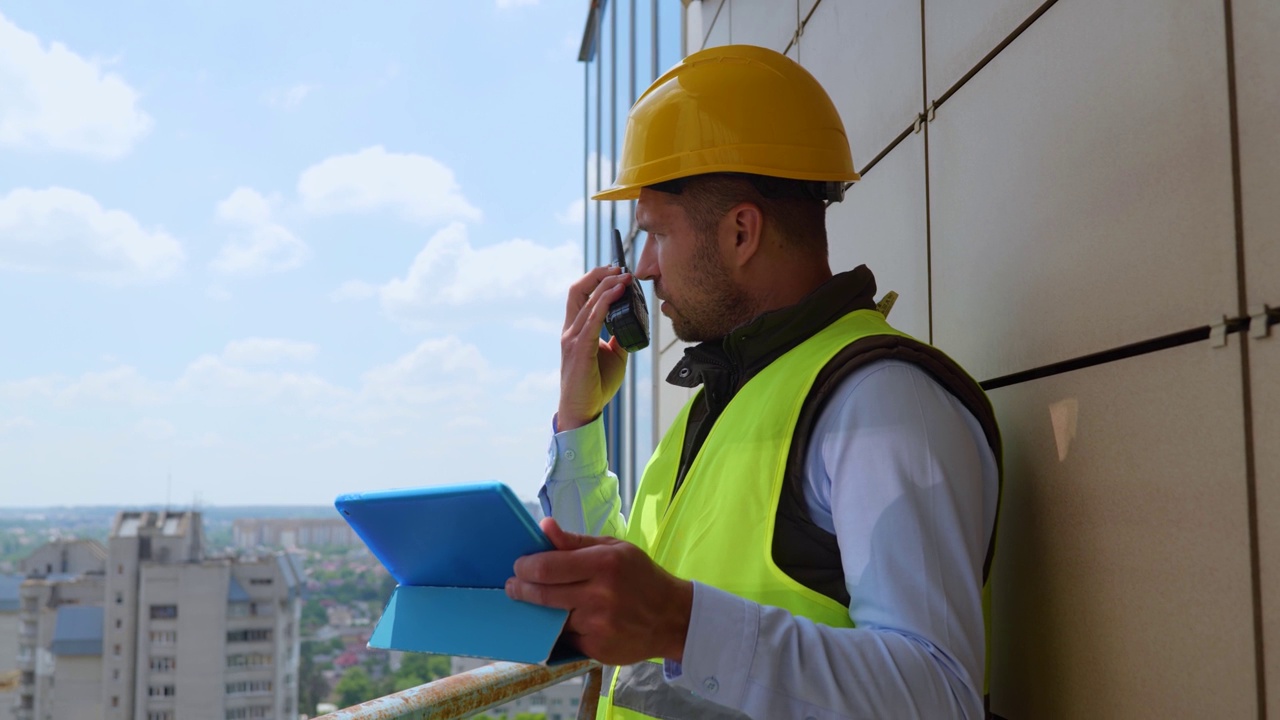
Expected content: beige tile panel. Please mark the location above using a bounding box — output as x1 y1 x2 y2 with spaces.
1250 333 1280 709
924 0 1043 99
987 341 1256 718
728 0 797 53
798 0 923 170
1234 0 1280 305
929 0 1237 380
828 130 930 342
701 0 729 50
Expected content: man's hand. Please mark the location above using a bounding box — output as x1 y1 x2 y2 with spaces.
506 518 693 666
558 267 633 431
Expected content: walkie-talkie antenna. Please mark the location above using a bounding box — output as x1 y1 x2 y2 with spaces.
613 228 629 272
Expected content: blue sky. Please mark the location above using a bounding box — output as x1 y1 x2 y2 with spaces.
0 1 667 507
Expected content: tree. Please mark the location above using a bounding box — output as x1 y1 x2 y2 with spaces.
334 666 375 709
301 599 327 634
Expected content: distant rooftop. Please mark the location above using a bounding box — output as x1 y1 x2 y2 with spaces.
112 510 198 538
0 574 22 612
51 605 104 656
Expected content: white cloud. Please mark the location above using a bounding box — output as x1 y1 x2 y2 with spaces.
222 338 318 365
367 222 579 317
506 370 558 404
0 11 152 158
60 366 167 405
133 418 176 441
330 280 377 302
360 336 490 405
0 187 183 282
178 354 344 406
0 417 34 434
210 187 308 275
297 146 481 225
266 83 316 109
558 153 614 226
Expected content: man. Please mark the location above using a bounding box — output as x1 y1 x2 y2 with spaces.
505 45 1001 719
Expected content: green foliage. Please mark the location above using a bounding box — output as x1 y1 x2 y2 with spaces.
301 599 327 634
334 666 375 708
378 652 452 696
515 713 547 720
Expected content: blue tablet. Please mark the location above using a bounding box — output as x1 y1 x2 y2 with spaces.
335 481 552 589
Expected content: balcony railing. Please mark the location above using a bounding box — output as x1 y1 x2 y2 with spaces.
316 661 601 720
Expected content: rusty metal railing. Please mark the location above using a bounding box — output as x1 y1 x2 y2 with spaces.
315 661 601 720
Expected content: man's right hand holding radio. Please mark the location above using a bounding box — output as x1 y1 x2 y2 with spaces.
557 266 635 432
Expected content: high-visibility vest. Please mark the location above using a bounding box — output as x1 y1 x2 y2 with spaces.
599 308 998 720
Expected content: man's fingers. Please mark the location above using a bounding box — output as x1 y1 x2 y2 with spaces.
564 273 630 342
565 266 623 329
504 577 584 610
539 517 616 551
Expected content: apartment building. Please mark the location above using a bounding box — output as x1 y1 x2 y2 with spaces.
102 511 303 720
231 518 358 551
0 575 24 717
15 572 107 720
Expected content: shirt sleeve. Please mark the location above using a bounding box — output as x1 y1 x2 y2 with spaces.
666 360 998 720
538 414 628 540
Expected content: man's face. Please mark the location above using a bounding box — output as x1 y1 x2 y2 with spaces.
633 189 751 343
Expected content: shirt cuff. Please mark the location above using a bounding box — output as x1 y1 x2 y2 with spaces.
664 582 758 708
547 414 608 480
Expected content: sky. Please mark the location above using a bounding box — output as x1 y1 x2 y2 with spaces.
0 1 659 507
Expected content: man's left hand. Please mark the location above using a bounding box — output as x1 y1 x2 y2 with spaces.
506 518 693 666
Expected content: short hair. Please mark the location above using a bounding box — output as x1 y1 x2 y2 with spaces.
650 173 828 257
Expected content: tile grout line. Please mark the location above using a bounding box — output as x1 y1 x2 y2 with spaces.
1221 0 1267 716
920 0 933 346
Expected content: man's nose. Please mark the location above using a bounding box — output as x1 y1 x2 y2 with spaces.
635 236 657 281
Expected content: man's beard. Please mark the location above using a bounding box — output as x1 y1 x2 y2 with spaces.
663 249 754 343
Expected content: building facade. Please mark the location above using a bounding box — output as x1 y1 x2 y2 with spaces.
15 573 107 720
102 511 302 720
0 575 23 716
585 0 1278 717
231 518 359 551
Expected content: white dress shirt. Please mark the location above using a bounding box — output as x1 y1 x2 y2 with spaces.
540 358 998 719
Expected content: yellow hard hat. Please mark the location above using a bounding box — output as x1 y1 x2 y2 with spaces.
593 44 859 202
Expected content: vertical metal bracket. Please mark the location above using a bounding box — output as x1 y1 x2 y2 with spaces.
913 114 925 134
926 102 937 122
1250 304 1272 339
1209 316 1229 348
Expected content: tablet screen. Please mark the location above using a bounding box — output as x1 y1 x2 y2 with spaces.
335 481 552 589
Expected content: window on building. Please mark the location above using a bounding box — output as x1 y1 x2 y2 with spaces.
112 668 120 681
226 629 272 643
113 644 121 657
111 697 118 708
149 656 176 672
147 685 176 697
115 618 123 629
20 671 33 686
118 564 124 574
149 604 178 620
148 713 173 720
227 602 249 618
115 592 123 604
149 630 177 645
248 578 272 585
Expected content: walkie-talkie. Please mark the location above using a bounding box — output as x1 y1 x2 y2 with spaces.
603 229 650 352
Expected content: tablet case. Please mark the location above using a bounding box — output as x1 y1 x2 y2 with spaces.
335 482 583 665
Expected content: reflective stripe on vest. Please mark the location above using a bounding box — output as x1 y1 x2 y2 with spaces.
603 309 920 720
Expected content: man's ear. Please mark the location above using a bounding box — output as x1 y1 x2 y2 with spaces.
725 202 763 268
